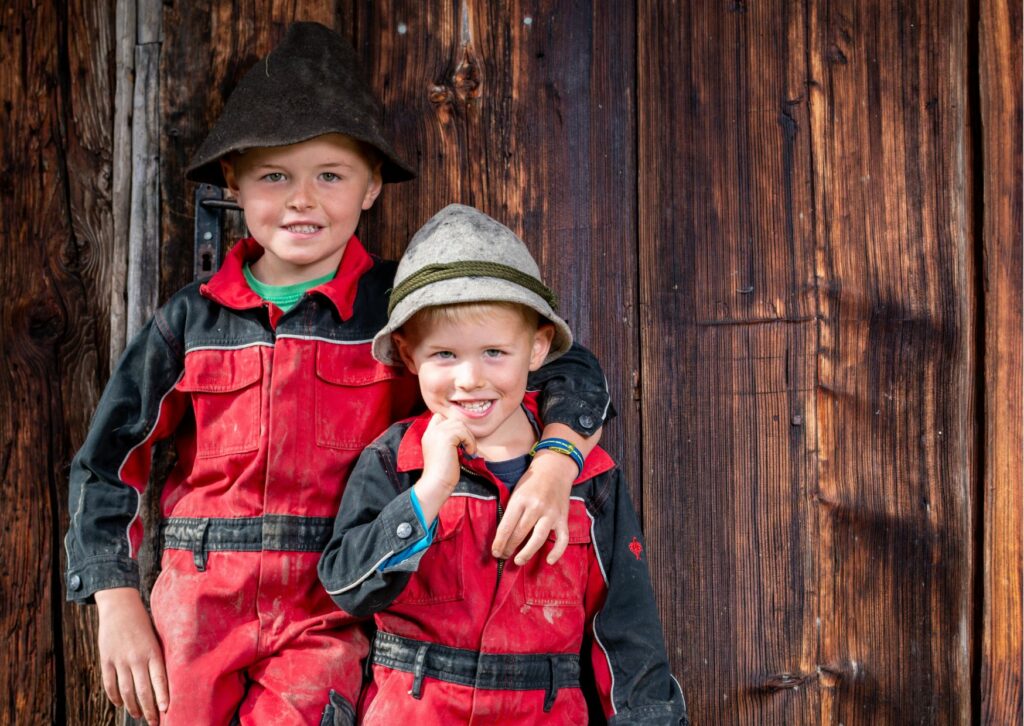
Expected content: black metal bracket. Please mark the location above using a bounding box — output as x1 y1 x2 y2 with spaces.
193 184 241 281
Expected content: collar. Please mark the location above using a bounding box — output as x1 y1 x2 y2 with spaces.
200 235 374 320
396 391 615 485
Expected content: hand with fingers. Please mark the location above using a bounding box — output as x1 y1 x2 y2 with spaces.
414 413 477 525
491 449 576 566
491 422 602 566
95 587 169 725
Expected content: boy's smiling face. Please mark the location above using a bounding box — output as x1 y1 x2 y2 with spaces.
221 133 382 285
395 304 554 457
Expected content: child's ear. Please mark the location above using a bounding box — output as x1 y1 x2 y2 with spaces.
220 158 241 199
393 332 418 374
361 168 383 211
528 324 555 371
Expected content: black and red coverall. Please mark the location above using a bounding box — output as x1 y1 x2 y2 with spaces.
318 395 687 725
64 237 610 724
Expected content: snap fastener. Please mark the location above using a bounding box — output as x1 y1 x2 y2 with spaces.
396 522 413 539
69 575 82 591
578 414 595 430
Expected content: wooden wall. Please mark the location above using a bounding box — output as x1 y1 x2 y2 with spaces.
1 1 1019 723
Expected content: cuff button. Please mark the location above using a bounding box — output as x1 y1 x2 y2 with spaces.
578 414 595 430
396 522 413 539
69 575 82 591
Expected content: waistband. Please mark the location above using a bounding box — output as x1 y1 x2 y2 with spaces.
370 631 580 712
160 515 334 570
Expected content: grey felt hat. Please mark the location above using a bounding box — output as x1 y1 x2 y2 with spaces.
186 22 415 186
373 204 573 366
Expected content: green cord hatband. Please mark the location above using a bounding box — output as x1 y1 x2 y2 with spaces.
387 261 558 316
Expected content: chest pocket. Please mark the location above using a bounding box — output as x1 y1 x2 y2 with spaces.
392 496 466 605
523 509 591 607
178 346 263 458
315 342 404 451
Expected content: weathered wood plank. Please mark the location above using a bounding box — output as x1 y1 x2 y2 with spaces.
127 1 161 342
110 0 135 362
978 1 1023 723
61 0 122 720
353 0 640 486
807 1 974 723
1 0 116 722
637 1 818 723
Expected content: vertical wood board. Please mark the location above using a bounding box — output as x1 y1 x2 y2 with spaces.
978 0 1023 723
807 1 974 722
637 1 819 723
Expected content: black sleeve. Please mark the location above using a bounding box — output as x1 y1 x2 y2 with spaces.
527 342 615 437
64 308 187 603
589 470 689 725
318 438 430 618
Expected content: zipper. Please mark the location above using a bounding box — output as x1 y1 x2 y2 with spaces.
461 464 506 586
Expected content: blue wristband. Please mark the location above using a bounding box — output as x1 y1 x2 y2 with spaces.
530 437 585 476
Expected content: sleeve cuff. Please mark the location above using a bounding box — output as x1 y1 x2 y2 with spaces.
380 490 437 571
65 555 141 604
540 396 609 436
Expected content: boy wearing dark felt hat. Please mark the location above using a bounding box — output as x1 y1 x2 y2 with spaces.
65 22 611 725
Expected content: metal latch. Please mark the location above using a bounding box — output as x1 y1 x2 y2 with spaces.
193 184 242 281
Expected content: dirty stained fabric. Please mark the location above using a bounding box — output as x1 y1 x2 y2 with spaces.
64 236 611 724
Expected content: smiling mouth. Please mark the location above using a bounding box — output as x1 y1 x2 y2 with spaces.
454 400 494 415
284 224 321 234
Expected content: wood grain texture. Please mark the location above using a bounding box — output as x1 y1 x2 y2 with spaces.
638 1 819 722
978 0 1023 723
807 1 974 723
351 0 640 487
1 0 116 722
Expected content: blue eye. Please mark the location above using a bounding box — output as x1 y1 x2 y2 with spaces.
483 349 504 358
320 172 341 182
262 172 285 182
434 351 455 360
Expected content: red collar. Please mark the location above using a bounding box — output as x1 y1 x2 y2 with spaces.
396 391 615 485
200 235 374 320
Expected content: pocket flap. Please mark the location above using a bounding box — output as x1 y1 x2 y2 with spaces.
316 341 402 386
434 496 468 542
179 346 262 392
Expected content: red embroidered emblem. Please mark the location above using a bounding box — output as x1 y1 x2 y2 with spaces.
628 536 643 560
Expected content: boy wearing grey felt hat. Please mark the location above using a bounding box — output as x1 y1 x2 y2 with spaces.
67 22 613 726
319 205 688 724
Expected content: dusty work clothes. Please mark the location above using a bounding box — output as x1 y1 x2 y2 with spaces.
319 395 688 725
64 237 610 724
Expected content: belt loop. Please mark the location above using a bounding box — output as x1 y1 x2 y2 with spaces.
409 643 429 700
192 519 210 571
543 656 558 712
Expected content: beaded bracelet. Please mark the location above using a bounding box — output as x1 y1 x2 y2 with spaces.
529 437 585 477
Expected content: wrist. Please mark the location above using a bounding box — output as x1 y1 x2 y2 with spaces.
529 449 579 483
94 586 143 612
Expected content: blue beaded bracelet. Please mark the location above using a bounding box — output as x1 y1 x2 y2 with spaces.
529 437 585 476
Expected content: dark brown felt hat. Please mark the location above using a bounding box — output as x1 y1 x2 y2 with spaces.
186 22 415 186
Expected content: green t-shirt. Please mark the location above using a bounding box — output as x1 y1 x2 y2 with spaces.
242 264 335 313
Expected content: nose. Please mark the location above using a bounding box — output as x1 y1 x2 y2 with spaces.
453 359 484 390
287 178 316 210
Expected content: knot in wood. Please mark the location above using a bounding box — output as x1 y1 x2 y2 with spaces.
428 85 454 106
453 58 481 102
